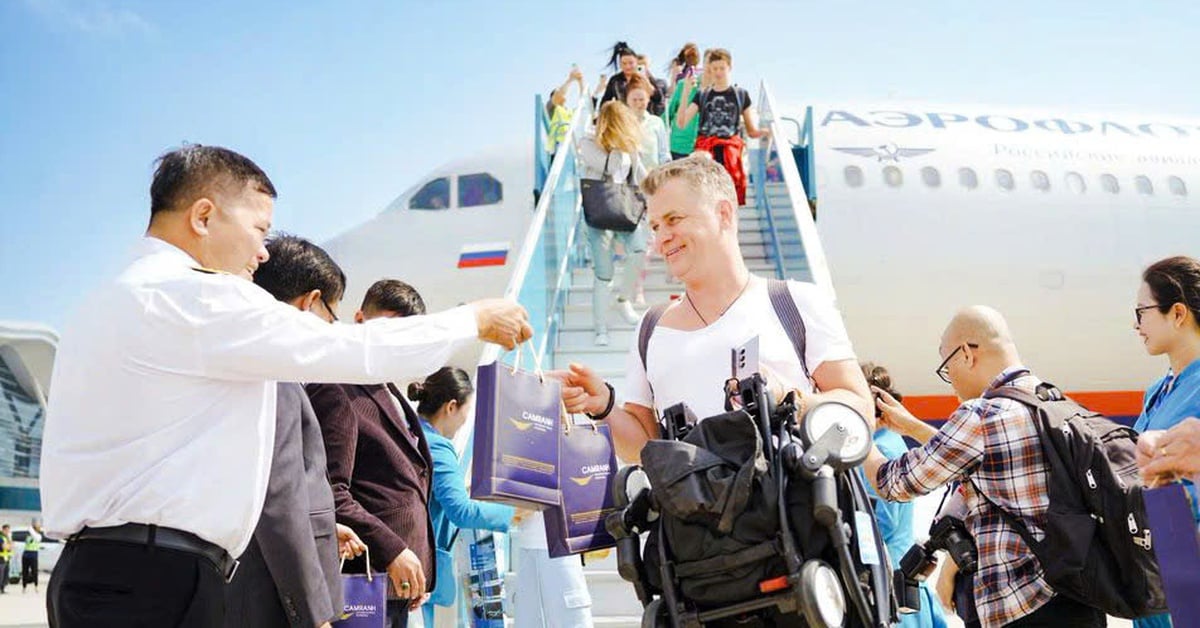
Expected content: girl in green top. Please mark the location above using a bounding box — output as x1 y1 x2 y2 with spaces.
666 43 702 159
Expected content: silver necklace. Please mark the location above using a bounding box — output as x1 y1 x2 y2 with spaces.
686 277 751 326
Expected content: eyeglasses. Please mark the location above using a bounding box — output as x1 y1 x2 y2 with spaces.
319 296 339 323
1134 304 1159 325
935 343 978 384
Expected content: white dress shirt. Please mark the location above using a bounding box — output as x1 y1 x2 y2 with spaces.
41 237 479 556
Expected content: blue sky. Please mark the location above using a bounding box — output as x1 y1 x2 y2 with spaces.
2 0 1197 329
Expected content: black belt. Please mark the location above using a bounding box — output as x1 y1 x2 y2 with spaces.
69 523 239 582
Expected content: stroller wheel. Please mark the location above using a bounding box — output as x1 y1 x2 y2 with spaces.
613 465 651 509
798 559 846 628
641 598 669 628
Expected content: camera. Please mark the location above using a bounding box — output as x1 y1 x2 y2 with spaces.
896 515 977 613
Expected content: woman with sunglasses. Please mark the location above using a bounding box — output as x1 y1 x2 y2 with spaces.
1132 255 1200 628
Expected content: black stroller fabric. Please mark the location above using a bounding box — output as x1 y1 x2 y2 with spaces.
641 410 787 606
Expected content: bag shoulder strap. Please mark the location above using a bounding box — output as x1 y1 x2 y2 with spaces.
766 279 811 383
965 475 1040 551
638 302 671 371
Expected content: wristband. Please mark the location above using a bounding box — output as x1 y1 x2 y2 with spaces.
587 382 616 422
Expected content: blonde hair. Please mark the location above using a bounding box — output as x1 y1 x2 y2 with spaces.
595 101 642 155
641 155 737 205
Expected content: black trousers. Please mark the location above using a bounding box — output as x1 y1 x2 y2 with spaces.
1003 594 1106 627
21 550 38 587
48 540 225 628
386 599 409 628
0 556 7 592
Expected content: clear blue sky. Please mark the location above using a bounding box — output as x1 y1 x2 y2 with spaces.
2 0 1197 329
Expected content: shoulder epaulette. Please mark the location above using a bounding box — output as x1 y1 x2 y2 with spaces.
191 266 226 275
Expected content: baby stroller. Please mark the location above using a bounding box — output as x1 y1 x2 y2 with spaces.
605 373 897 628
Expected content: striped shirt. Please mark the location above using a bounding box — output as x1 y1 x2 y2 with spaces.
876 367 1054 628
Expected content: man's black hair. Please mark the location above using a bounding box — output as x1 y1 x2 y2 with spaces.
150 144 277 218
361 279 426 317
253 234 346 304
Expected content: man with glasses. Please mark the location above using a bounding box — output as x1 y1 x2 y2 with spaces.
863 306 1105 628
42 145 533 627
223 234 367 628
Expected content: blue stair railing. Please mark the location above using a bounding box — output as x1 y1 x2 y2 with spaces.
754 80 835 298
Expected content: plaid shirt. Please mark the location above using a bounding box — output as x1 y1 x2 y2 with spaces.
876 367 1054 628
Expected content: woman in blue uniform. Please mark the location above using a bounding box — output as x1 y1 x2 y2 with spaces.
412 367 518 628
1132 255 1200 628
861 362 949 628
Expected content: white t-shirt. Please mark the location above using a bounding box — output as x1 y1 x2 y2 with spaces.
622 278 856 419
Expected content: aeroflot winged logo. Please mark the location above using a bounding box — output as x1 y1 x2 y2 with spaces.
833 143 935 162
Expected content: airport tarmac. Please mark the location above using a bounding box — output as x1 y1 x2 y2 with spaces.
0 578 1140 628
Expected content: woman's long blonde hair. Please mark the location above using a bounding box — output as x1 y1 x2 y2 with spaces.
595 101 643 155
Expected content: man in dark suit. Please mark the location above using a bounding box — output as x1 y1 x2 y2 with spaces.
225 235 367 628
309 279 436 628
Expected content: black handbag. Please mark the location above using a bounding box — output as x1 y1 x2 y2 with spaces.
580 151 645 232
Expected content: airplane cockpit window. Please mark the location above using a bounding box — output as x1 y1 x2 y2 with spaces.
996 169 1015 191
1031 170 1051 192
458 173 504 207
1066 172 1087 194
1168 176 1188 197
1135 175 1154 195
883 166 903 188
410 177 451 210
1100 174 1120 194
921 167 941 188
844 166 864 188
958 168 978 189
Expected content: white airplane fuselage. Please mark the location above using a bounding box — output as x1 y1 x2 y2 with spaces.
324 105 1200 420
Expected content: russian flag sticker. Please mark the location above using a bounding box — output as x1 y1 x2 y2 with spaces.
458 241 510 268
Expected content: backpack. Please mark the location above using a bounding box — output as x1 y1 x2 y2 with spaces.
974 383 1167 618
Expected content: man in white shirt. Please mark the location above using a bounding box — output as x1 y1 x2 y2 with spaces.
42 145 531 627
558 155 872 463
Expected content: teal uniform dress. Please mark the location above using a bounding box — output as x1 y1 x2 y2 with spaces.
861 428 949 628
1133 359 1200 628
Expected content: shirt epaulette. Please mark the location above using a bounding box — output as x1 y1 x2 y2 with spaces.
191 266 225 275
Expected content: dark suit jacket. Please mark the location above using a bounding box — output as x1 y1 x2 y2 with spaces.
307 382 436 588
224 382 342 628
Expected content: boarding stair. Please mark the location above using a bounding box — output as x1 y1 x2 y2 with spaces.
460 80 829 628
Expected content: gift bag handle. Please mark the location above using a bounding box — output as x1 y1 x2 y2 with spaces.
340 545 373 582
507 340 546 382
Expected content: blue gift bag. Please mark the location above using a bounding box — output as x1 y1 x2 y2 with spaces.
1144 483 1200 622
543 417 619 558
334 548 386 628
471 355 562 508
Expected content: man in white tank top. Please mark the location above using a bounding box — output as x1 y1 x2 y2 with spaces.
557 155 874 463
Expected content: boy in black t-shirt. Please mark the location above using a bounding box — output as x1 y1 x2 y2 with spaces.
674 48 769 205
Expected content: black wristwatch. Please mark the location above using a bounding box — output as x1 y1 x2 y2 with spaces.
587 382 616 421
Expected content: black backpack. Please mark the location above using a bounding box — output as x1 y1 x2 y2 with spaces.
975 383 1167 618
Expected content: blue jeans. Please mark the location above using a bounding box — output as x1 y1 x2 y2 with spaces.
586 223 647 331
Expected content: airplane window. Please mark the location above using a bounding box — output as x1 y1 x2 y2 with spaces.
883 166 903 188
1168 176 1188 196
844 166 864 188
409 177 451 210
458 173 504 207
1031 170 1051 192
921 167 941 188
1135 175 1154 196
1066 172 1086 194
958 168 978 189
995 169 1015 191
1100 174 1120 194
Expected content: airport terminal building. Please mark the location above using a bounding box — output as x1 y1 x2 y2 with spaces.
0 321 56 521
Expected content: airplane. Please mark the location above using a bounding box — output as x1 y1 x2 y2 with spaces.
323 93 1200 427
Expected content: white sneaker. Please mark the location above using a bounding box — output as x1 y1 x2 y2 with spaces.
594 330 610 346
615 298 641 325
